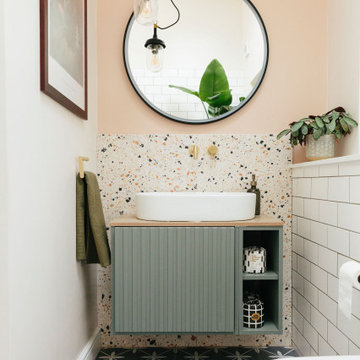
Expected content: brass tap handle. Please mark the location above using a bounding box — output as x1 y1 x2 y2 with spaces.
189 145 200 160
207 145 218 158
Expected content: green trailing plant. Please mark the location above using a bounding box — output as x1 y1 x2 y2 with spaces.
169 59 244 119
277 107 358 147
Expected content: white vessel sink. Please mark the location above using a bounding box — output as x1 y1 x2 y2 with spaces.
135 192 256 222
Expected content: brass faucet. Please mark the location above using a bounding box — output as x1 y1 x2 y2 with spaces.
189 145 200 160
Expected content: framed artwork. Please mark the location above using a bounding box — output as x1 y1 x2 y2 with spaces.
40 0 88 120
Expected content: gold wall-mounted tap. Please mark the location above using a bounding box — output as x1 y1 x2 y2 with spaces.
207 145 219 168
189 145 200 160
207 145 218 159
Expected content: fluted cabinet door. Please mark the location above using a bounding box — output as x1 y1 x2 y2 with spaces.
112 227 235 334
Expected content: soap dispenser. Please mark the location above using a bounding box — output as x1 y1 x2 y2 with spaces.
247 174 260 215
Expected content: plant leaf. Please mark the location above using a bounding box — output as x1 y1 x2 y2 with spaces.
208 105 233 117
340 118 349 132
313 129 322 140
315 116 324 128
344 117 358 128
239 97 246 102
207 94 220 101
277 129 291 140
291 121 304 133
332 111 340 122
309 122 319 129
206 89 233 107
168 85 199 97
199 59 232 106
328 118 336 132
325 124 331 135
301 125 309 135
322 116 330 124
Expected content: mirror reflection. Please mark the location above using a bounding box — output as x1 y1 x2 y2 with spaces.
124 0 268 124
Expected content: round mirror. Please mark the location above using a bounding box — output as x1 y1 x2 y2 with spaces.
124 0 269 124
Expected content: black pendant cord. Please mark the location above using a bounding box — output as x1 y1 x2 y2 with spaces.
157 0 180 30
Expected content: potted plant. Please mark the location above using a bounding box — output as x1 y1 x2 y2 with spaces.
277 107 358 161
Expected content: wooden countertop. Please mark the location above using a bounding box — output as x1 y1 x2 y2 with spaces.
109 215 284 227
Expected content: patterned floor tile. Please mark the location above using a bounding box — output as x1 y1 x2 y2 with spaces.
96 347 298 360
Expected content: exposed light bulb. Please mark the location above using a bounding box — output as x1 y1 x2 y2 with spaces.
151 51 160 67
141 1 151 17
146 46 164 72
144 25 166 72
134 0 159 26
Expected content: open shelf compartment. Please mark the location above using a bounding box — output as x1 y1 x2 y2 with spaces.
243 229 281 276
240 280 282 334
235 227 283 335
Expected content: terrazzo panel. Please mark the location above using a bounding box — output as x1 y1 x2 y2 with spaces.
96 134 292 348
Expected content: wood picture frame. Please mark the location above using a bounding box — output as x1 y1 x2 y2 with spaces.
40 0 88 120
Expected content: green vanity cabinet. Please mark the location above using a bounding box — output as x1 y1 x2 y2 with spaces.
112 227 235 334
111 222 283 335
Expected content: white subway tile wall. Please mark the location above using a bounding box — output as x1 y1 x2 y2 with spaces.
350 177 360 203
292 161 360 356
311 306 328 339
349 340 360 355
303 319 319 351
304 279 319 307
304 199 320 221
350 232 360 261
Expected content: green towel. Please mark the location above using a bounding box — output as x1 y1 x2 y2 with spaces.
76 172 111 267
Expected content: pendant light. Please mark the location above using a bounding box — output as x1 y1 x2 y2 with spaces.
144 24 166 72
134 0 159 26
135 0 180 72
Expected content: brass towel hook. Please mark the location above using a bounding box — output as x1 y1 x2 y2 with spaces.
78 156 89 179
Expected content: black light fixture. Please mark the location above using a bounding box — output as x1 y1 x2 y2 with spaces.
144 24 166 73
134 0 180 72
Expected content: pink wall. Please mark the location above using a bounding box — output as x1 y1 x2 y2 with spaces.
98 0 327 149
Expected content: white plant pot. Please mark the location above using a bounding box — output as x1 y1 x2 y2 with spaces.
306 134 335 161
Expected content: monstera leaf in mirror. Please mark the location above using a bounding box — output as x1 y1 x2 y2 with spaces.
169 59 236 119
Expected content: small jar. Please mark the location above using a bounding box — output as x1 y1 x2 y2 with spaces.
306 134 335 161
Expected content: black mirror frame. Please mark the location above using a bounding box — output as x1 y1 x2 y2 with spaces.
123 0 269 125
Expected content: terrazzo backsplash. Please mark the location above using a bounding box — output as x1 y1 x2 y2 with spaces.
96 134 292 348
